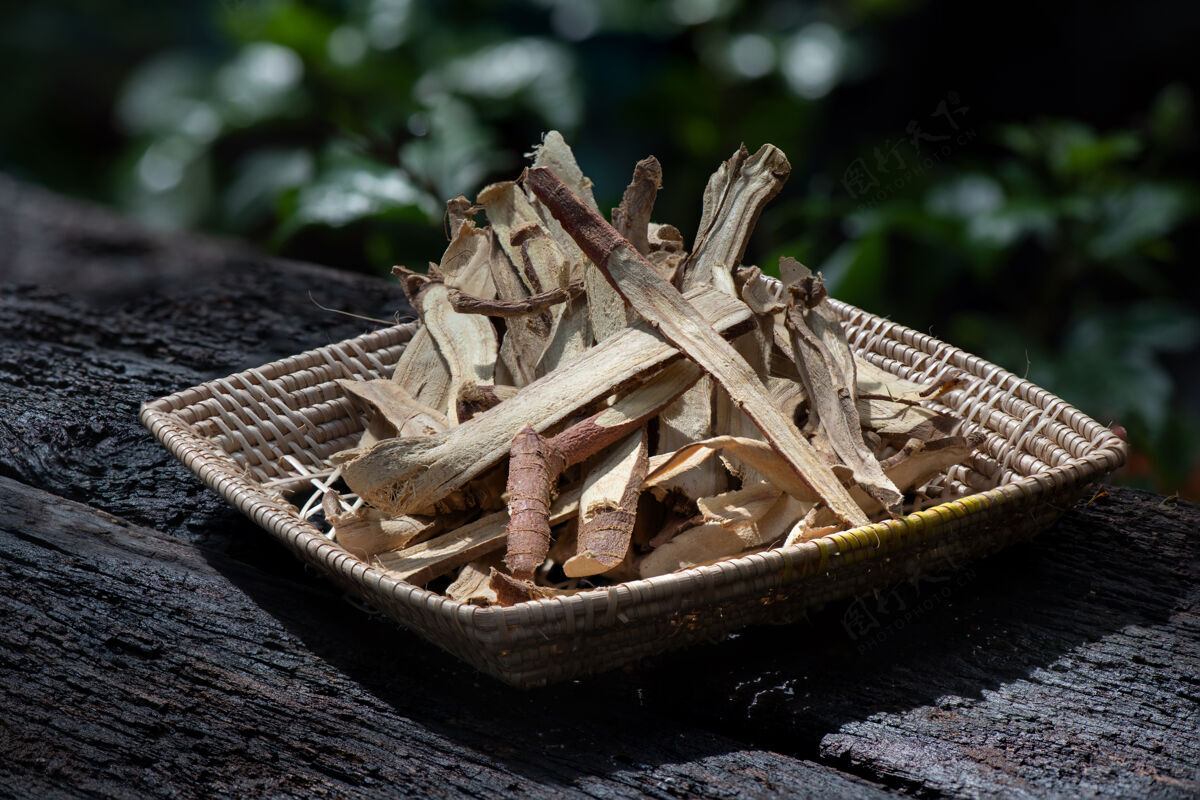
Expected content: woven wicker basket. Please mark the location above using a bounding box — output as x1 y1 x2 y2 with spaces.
141 299 1125 688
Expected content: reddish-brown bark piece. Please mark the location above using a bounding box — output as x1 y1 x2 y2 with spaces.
503 426 566 578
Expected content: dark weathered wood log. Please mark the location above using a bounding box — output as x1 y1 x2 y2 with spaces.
0 476 895 800
628 485 1200 798
2 174 1198 798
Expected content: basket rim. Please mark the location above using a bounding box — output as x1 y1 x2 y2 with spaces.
140 301 1127 635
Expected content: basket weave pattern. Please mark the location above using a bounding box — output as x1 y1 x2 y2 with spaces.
141 302 1125 687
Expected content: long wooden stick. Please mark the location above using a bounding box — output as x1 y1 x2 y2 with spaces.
527 167 869 528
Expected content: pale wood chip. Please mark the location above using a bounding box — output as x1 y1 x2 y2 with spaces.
438 218 496 299
696 482 780 527
535 292 592 377
330 507 444 560
445 554 503 604
678 144 791 294
643 435 818 505
637 523 753 579
374 487 582 585
647 222 687 281
613 156 663 258
780 258 903 516
655 376 726 500
337 378 449 439
388 325 452 413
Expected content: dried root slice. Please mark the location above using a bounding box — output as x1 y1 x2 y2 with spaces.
712 330 782 486
388 326 452 414
535 292 592 377
812 432 987 529
418 282 498 424
853 357 932 398
331 139 989 604
502 360 698 578
852 358 958 444
655 144 789 499
444 195 475 240
679 144 791 295
780 258 903 517
880 433 985 497
530 130 600 258
488 568 569 606
478 181 571 296
645 436 819 506
324 491 444 559
696 483 780 527
528 167 868 529
455 383 517 423
613 156 663 260
637 523 753 579
656 376 726 501
449 279 583 317
445 555 503 605
783 506 844 547
374 487 582 586
438 217 497 299
531 131 599 212
485 227 548 387
647 223 687 281
477 177 581 382
337 378 449 439
564 427 648 578
857 395 956 445
639 489 818 578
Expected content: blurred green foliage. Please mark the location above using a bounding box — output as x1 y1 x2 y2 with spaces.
1 0 1198 496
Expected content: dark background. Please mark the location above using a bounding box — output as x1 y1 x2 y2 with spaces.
2 0 1198 497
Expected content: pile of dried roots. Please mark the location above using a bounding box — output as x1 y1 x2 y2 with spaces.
321 133 984 606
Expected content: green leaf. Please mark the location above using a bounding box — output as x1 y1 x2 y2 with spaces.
819 230 885 310
1067 302 1200 355
399 99 506 202
1049 303 1200 437
416 37 581 131
1088 183 1194 261
275 145 433 242
223 148 314 230
213 42 308 128
116 52 220 140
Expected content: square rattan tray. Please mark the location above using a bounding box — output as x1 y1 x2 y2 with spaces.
141 299 1126 688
